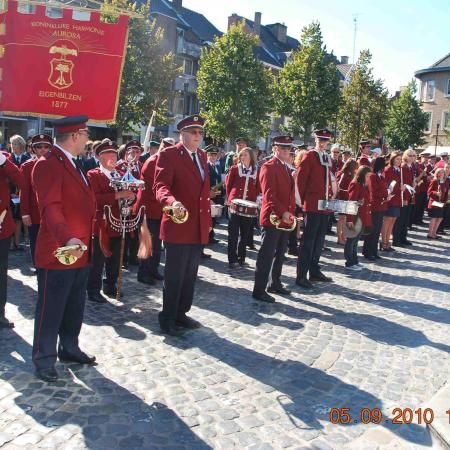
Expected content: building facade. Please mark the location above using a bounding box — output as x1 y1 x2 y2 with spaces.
415 53 450 147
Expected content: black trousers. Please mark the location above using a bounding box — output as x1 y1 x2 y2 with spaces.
138 219 162 277
124 233 139 265
0 237 10 317
160 243 202 326
344 234 360 266
297 212 329 281
227 213 253 263
412 192 427 224
438 204 450 231
28 224 40 267
87 235 121 294
32 266 89 370
363 211 384 258
393 205 412 244
253 226 290 295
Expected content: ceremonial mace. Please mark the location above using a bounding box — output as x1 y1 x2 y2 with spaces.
104 158 147 301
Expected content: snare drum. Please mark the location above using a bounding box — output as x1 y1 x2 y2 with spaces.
211 204 224 218
318 199 359 215
230 199 259 218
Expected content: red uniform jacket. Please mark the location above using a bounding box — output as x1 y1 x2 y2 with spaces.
134 154 162 220
358 155 372 168
0 153 22 240
87 168 121 237
20 158 40 225
336 171 352 201
427 179 449 210
384 166 402 208
367 172 389 213
154 143 211 244
259 157 295 227
416 163 432 194
297 150 332 213
331 159 343 175
347 181 372 227
401 164 414 205
32 146 96 269
226 164 260 203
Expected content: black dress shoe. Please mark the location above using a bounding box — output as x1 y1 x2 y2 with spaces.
176 315 202 329
322 247 332 253
58 350 96 365
401 240 413 246
35 367 58 382
365 256 376 261
0 316 15 328
88 292 107 304
238 261 250 267
229 262 239 269
295 278 314 289
160 324 185 337
310 272 333 282
137 275 156 285
287 249 299 256
267 286 291 295
208 238 220 244
103 289 122 299
252 292 275 303
247 244 257 251
149 271 164 281
201 252 211 259
374 255 382 260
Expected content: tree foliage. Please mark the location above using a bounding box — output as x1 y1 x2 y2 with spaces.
385 81 429 150
276 21 341 141
196 22 275 143
338 50 389 152
102 0 179 133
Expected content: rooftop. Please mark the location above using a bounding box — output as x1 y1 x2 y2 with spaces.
415 52 450 77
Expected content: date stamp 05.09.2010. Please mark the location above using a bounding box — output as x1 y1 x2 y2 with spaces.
329 407 450 425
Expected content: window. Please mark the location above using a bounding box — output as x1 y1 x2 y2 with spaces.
17 2 36 13
442 110 449 130
445 79 450 97
183 59 194 76
173 96 184 115
45 6 63 18
422 80 435 102
424 112 432 133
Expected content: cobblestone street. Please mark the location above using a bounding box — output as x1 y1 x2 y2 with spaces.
1 222 449 449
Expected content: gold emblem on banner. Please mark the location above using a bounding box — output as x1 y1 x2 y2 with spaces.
48 44 78 90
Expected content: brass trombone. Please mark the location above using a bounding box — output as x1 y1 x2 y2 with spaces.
269 213 297 232
163 205 189 224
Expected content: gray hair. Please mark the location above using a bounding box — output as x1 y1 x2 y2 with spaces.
9 134 26 150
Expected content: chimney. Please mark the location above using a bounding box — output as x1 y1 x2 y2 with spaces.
341 56 349 64
268 23 287 44
172 0 182 13
254 12 261 36
228 13 240 31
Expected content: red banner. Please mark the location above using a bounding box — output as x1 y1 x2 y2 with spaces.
0 2 128 122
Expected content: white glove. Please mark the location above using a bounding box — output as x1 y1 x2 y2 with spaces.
0 153 6 166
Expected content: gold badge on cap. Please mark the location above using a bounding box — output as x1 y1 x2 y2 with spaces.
193 116 198 121
40 135 44 138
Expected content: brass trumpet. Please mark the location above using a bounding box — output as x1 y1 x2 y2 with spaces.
269 213 297 232
162 205 189 224
54 244 88 265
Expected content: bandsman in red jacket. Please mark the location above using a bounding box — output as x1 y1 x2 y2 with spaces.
31 116 97 383
427 167 449 239
154 115 211 336
86 141 135 303
0 151 22 328
134 139 167 285
330 144 343 175
20 134 52 266
358 139 373 168
412 151 432 225
296 128 334 289
252 136 296 303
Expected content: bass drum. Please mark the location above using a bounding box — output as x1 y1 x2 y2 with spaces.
230 199 259 218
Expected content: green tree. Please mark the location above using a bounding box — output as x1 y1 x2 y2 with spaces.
196 22 275 144
276 21 341 142
102 0 179 135
385 81 429 150
338 50 389 153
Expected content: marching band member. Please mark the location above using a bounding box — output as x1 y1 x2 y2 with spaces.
20 134 52 265
86 141 136 302
140 140 160 164
0 151 22 328
336 159 358 245
330 144 343 175
252 136 296 303
154 115 211 336
437 162 450 234
364 156 391 260
226 147 259 269
427 167 449 239
206 145 223 244
344 165 372 270
224 137 248 174
358 139 373 167
392 149 415 247
296 128 334 289
134 139 164 285
342 149 353 164
32 116 96 382
380 151 403 252
412 151 432 225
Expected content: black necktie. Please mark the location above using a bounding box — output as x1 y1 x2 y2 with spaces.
243 168 249 174
72 158 87 183
192 152 203 179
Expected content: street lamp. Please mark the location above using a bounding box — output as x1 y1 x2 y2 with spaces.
434 122 440 157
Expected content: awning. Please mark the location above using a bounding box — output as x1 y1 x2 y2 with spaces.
421 146 450 156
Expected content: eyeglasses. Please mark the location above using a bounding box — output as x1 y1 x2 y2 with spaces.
186 129 203 136
34 144 50 150
77 130 90 138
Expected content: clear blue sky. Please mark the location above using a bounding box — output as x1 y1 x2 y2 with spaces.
182 0 450 94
